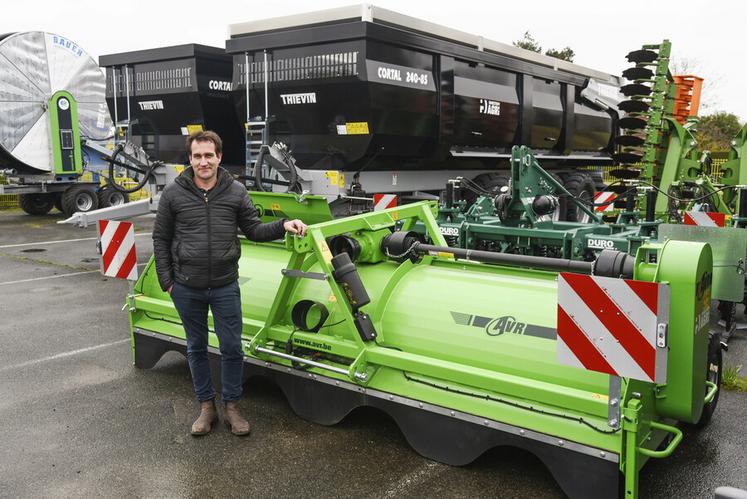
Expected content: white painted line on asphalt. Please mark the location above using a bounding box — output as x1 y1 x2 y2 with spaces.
383 461 443 497
0 338 130 374
0 270 99 285
0 232 151 249
0 262 149 286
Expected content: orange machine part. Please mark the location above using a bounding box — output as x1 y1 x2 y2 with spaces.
672 75 704 124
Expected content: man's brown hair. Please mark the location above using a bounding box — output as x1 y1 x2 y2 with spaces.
186 130 223 156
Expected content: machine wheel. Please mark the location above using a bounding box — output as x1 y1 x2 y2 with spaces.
561 173 595 223
53 193 63 213
97 186 129 208
61 185 99 217
695 333 723 427
463 173 510 205
18 193 55 215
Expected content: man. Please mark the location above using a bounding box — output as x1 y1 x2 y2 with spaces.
152 130 307 436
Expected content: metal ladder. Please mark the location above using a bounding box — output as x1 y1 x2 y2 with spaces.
244 50 271 185
245 121 266 175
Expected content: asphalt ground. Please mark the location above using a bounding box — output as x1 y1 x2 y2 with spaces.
0 208 745 498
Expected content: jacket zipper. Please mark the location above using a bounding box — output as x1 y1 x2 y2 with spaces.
204 190 211 286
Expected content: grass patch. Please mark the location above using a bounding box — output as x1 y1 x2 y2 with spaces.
722 364 747 391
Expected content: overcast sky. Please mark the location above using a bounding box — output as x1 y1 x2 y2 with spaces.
5 0 745 122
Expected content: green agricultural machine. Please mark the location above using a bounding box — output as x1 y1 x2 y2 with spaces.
128 200 718 498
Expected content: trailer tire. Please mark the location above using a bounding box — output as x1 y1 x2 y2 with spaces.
695 333 722 428
61 185 99 218
53 193 63 213
98 186 129 208
19 193 55 215
463 173 510 205
561 173 595 223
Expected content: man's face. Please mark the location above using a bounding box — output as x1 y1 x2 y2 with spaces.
189 140 222 183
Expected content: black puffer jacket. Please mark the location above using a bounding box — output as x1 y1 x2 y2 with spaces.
152 167 286 291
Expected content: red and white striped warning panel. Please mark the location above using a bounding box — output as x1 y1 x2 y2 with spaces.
557 273 670 384
98 220 138 281
593 191 616 212
373 193 397 211
683 211 725 227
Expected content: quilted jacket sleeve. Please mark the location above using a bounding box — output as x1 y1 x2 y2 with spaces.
152 186 176 291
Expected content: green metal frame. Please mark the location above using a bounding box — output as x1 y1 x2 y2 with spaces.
129 192 715 498
47 90 83 176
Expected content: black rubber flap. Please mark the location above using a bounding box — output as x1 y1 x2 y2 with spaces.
619 100 650 113
618 116 648 130
622 66 654 80
626 49 658 63
621 83 652 97
615 134 646 147
606 183 631 193
610 167 642 178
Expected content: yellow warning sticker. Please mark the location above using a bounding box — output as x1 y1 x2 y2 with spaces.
320 240 333 263
328 293 337 303
325 171 339 186
271 203 281 210
338 172 345 188
346 122 369 135
186 124 204 134
591 393 609 401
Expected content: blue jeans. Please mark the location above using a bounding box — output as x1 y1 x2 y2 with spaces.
170 280 244 402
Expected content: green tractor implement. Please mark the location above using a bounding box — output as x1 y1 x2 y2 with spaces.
128 199 717 498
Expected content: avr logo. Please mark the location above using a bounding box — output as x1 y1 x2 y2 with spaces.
485 315 526 336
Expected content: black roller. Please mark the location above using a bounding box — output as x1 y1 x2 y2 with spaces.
618 100 650 113
626 49 658 63
614 134 645 147
618 116 648 130
609 168 641 179
327 235 362 261
594 249 635 279
622 66 654 80
645 189 657 222
621 83 652 97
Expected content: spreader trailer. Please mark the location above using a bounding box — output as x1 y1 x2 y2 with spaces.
127 200 718 498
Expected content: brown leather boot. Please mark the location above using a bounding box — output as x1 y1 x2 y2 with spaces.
190 400 217 436
224 401 251 436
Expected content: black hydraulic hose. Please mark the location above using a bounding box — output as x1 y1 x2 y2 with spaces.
253 145 267 192
106 144 156 194
414 242 593 274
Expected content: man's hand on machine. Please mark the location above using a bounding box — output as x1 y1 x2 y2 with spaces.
284 219 308 237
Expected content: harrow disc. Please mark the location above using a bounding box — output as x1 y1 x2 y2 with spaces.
626 49 658 63
622 66 654 80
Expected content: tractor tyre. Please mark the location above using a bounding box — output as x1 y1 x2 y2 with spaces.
97 187 129 208
53 193 63 213
18 193 55 215
61 185 99 218
463 173 510 206
560 173 595 223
